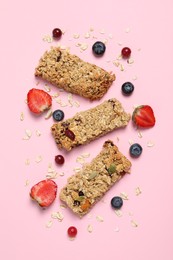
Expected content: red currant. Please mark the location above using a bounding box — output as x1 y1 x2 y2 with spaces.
121 47 131 58
52 28 62 39
55 155 65 165
67 226 77 237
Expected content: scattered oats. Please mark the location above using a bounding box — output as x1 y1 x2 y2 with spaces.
87 224 93 233
138 130 143 138
46 220 53 228
51 211 64 221
60 204 67 209
96 215 104 222
44 84 51 92
87 213 93 219
90 27 94 32
114 226 120 232
20 112 24 121
117 54 122 60
92 36 98 39
24 99 28 104
25 129 32 138
22 136 30 140
36 81 40 85
135 187 142 196
75 42 81 47
42 35 53 43
103 39 108 45
80 43 88 51
25 159 30 165
55 97 62 104
81 152 90 158
84 32 90 39
73 100 80 107
128 139 134 145
115 209 123 217
35 155 42 163
108 33 113 39
101 199 107 204
131 220 138 227
113 60 120 67
132 75 138 80
47 163 55 173
128 212 133 216
59 172 65 177
125 27 130 33
60 102 68 107
35 129 41 137
25 179 30 186
46 171 58 179
99 29 105 34
62 29 66 35
76 156 85 164
52 92 60 98
60 45 67 50
45 108 52 119
127 58 134 64
73 167 81 173
116 137 120 142
117 41 123 46
147 141 155 147
120 192 129 200
120 64 125 71
73 33 80 39
133 104 140 109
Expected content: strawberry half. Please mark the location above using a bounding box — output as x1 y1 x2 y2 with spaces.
27 88 52 114
30 179 57 207
132 105 156 128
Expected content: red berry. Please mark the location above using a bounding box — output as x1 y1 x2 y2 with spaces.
65 129 75 141
121 47 131 58
67 226 77 237
52 28 62 38
55 155 65 165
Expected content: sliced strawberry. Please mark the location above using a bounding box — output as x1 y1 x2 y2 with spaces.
30 179 57 207
132 105 156 128
27 88 52 114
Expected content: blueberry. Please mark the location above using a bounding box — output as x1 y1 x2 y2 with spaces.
92 41 106 56
52 109 64 121
111 196 123 209
129 143 143 157
122 82 134 95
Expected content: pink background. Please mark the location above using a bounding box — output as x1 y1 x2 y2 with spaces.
1 0 173 259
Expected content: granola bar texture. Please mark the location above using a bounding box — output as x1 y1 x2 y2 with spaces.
60 140 131 216
35 47 115 100
51 98 131 151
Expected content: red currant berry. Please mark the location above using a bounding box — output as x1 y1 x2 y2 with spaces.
52 28 62 39
67 226 77 237
55 155 65 165
65 129 75 141
121 47 131 58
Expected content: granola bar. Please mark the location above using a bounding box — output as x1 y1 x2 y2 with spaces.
60 140 131 216
51 98 131 151
35 47 115 100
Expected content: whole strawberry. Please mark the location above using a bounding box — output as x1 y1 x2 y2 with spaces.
30 179 57 207
27 88 52 114
132 105 156 128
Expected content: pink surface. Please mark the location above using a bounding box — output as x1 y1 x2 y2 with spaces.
1 0 173 259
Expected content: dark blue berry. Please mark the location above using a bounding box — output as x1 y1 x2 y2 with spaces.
122 82 134 95
129 143 143 157
52 109 64 121
111 196 123 209
92 41 106 56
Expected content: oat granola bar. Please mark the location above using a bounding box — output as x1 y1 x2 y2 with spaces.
60 140 131 216
35 47 115 100
51 98 131 151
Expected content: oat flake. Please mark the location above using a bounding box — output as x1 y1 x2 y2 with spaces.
115 210 123 217
20 112 24 121
25 129 32 138
120 192 129 200
147 141 155 147
46 220 53 228
35 129 41 136
135 187 142 196
131 220 138 227
114 226 120 232
25 159 30 165
87 224 93 233
45 109 52 119
51 211 64 221
96 215 104 222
